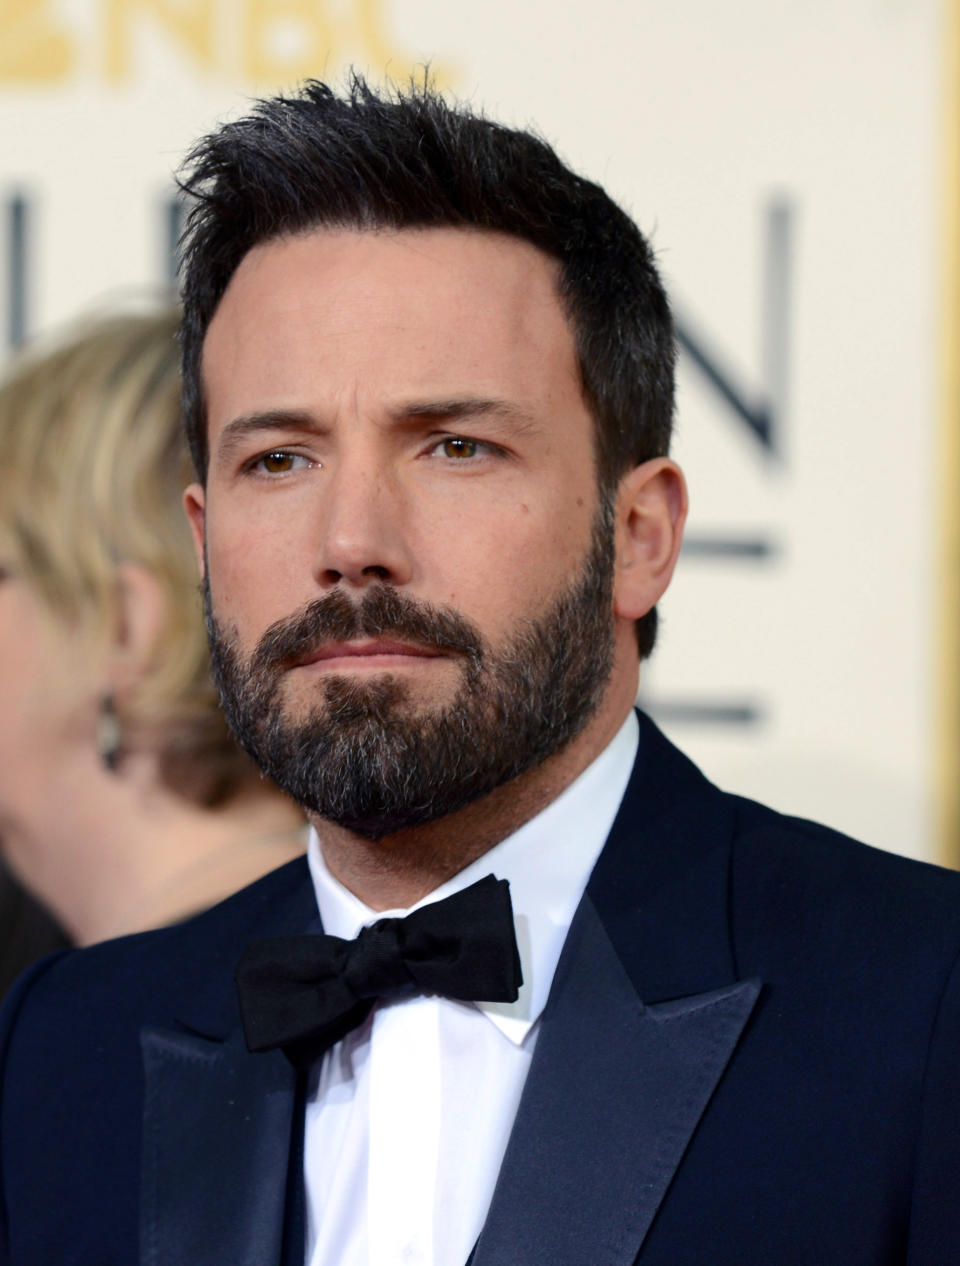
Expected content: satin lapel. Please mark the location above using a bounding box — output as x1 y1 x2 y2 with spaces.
472 897 760 1266
139 1023 298 1266
137 861 318 1266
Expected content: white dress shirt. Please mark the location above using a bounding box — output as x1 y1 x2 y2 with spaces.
303 711 639 1266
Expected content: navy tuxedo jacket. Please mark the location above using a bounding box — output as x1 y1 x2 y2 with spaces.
3 712 960 1265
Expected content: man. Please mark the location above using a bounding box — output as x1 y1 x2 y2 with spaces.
2 77 959 1266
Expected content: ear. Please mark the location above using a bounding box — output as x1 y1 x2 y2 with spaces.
612 458 688 621
106 563 169 696
183 483 206 581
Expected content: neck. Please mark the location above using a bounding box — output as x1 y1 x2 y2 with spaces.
92 809 308 942
3 757 306 945
313 685 636 911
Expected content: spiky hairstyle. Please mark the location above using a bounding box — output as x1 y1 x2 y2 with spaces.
177 75 675 657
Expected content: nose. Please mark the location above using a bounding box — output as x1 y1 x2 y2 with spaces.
312 452 414 590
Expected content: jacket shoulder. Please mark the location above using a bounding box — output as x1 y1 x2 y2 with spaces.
728 793 960 976
0 854 314 1047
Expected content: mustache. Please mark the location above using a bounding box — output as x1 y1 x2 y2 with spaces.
248 585 485 675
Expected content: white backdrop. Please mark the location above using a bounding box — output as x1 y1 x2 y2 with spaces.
0 0 952 863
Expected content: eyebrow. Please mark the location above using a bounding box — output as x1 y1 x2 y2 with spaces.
214 409 317 467
396 397 540 435
213 396 541 467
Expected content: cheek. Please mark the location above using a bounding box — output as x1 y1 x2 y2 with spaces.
1 638 92 754
204 512 306 629
427 501 591 633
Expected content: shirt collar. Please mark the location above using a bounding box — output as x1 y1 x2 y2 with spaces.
307 710 639 1046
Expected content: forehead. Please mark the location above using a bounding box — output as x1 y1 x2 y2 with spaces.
201 226 584 435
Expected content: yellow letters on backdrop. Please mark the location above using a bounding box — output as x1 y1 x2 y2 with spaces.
242 0 335 83
105 0 216 80
0 0 74 81
0 0 434 86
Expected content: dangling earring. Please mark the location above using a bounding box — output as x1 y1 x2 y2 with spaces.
97 694 123 772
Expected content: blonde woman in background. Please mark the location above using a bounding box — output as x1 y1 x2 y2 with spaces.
0 307 305 954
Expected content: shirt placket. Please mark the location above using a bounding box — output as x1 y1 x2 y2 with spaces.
368 994 442 1265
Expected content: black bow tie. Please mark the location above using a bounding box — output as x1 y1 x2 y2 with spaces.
235 874 523 1068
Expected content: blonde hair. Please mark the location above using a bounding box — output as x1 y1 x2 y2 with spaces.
0 307 253 806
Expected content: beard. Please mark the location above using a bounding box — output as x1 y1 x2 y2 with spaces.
204 502 617 839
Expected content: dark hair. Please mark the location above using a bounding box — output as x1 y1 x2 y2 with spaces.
178 75 675 657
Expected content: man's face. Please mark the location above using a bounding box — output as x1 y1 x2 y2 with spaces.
188 227 628 834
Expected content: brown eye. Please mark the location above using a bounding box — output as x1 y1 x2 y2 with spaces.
260 451 296 473
442 438 478 459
